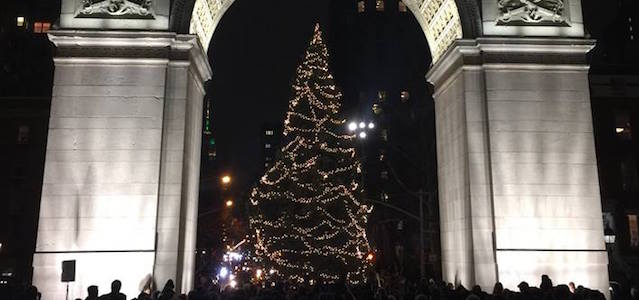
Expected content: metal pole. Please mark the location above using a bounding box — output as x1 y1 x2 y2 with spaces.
419 189 425 279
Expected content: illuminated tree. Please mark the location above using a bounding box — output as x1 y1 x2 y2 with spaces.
249 23 370 284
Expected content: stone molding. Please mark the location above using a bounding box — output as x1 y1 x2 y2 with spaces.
427 37 595 91
48 30 212 82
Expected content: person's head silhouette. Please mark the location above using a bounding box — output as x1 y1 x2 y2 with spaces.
111 280 122 293
88 285 98 297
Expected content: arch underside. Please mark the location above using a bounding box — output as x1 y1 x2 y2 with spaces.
188 0 464 63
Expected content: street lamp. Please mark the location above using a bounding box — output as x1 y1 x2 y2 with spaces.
221 175 231 185
346 119 375 139
225 200 234 207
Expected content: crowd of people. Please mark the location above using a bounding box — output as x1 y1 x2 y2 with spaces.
2 274 637 300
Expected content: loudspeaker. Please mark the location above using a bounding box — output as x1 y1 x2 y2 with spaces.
61 260 75 282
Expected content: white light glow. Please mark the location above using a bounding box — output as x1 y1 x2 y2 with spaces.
227 252 242 261
348 122 357 131
616 127 625 133
604 235 616 244
359 122 366 129
368 122 374 129
17 17 25 27
359 132 367 139
229 280 237 288
219 267 229 279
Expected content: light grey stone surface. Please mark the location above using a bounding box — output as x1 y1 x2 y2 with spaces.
427 38 608 295
33 30 211 300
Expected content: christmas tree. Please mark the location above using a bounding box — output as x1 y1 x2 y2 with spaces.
249 23 370 284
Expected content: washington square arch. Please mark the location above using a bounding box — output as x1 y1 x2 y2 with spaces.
32 0 608 299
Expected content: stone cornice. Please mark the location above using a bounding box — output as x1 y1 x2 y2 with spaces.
48 30 211 81
427 37 595 89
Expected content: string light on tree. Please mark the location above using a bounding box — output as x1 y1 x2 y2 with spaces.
248 23 371 284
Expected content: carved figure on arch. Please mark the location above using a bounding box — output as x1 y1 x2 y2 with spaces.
497 0 567 25
77 0 154 18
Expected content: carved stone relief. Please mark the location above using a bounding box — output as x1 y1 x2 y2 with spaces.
77 0 155 18
497 0 567 26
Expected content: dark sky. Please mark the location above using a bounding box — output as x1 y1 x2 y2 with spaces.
207 0 344 190
205 0 631 193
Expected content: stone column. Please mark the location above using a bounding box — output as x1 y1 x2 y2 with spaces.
427 37 608 293
32 30 210 300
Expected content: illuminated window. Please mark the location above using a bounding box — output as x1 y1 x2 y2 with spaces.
398 1 407 12
34 22 51 33
357 1 365 13
629 214 639 248
265 130 274 136
615 111 632 140
17 16 25 27
17 126 29 144
265 143 271 149
376 0 384 11
400 91 410 103
377 91 387 102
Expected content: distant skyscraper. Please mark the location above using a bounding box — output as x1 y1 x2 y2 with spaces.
261 123 281 171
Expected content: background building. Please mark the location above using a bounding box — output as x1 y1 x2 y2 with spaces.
0 1 56 286
328 0 439 279
589 0 639 293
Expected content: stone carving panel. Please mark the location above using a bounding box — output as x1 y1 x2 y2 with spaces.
77 0 155 18
497 0 567 25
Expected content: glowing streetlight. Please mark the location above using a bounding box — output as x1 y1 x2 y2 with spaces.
359 122 366 129
366 252 375 262
219 267 229 279
359 132 367 139
348 122 357 131
221 175 231 184
226 200 234 207
368 122 375 129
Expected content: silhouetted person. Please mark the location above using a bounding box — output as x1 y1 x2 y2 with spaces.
518 281 530 294
540 275 553 290
158 280 176 300
86 286 99 300
569 282 576 294
99 280 126 300
21 285 39 300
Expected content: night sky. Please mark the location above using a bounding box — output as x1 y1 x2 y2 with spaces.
204 0 632 193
